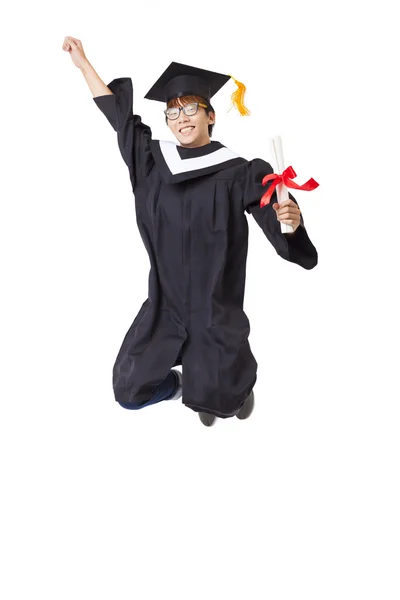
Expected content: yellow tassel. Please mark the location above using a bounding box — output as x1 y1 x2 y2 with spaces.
228 75 250 116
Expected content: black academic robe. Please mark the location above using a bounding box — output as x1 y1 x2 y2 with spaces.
93 77 318 418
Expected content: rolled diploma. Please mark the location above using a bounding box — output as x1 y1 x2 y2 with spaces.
269 136 294 234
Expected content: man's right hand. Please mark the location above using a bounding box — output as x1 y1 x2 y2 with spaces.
62 36 89 70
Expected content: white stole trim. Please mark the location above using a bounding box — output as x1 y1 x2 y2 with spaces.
159 141 240 175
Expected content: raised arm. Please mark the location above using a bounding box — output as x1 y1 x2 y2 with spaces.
81 62 113 98
62 36 112 97
62 36 154 190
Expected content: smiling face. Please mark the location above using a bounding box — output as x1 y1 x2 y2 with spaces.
166 95 216 148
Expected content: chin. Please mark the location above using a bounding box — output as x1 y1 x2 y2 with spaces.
180 136 198 146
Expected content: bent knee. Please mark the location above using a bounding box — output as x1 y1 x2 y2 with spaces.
117 397 144 410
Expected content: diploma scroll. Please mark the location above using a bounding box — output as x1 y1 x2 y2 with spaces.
269 136 294 234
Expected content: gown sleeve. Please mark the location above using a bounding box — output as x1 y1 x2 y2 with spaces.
243 158 318 270
93 77 154 191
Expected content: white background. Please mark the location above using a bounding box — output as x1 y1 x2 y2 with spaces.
1 0 399 598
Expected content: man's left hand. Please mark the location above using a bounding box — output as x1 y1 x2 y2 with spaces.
272 199 301 233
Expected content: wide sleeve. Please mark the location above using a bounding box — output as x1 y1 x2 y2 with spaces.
93 77 154 191
242 158 318 270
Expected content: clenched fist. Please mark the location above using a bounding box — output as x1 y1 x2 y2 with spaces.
62 37 88 69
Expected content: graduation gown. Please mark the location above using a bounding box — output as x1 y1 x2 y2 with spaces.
93 77 318 418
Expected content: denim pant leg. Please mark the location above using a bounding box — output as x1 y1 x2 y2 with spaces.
118 370 179 410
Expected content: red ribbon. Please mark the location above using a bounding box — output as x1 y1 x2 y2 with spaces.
260 165 319 207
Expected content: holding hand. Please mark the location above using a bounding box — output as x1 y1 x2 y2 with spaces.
272 199 301 233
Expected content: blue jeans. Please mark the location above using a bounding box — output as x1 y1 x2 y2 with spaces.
118 347 183 410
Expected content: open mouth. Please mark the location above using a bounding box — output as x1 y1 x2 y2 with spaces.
179 126 195 134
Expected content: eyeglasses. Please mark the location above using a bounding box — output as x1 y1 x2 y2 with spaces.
164 102 208 120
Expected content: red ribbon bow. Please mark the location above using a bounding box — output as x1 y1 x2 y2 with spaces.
260 165 319 207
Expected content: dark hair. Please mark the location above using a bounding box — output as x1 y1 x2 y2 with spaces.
165 95 215 137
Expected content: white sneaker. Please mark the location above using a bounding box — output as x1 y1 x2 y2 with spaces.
167 369 183 400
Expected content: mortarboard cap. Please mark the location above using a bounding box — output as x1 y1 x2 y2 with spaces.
144 61 250 116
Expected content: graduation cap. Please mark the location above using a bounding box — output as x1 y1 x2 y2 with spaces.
144 61 250 116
